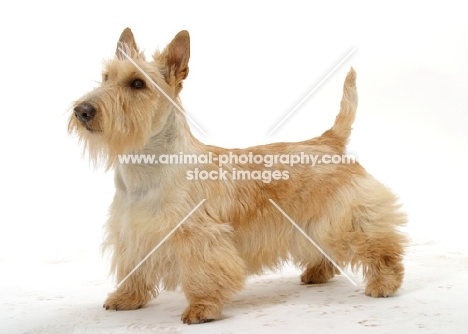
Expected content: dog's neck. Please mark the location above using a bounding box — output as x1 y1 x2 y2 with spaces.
115 105 203 193
146 105 203 155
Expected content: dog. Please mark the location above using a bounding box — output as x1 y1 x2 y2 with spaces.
69 28 407 324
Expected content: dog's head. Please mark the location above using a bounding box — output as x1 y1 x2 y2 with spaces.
68 28 190 168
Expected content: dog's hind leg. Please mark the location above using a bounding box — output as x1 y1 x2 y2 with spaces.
342 176 407 297
300 257 339 284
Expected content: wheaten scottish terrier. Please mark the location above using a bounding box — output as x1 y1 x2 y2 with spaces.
69 28 407 324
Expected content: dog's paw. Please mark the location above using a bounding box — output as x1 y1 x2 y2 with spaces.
300 269 333 284
300 262 337 284
103 290 147 310
181 304 220 324
365 279 401 298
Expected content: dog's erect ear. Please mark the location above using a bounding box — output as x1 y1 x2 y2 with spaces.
116 28 141 60
156 30 190 88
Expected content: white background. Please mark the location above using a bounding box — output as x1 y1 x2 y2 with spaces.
1 1 467 333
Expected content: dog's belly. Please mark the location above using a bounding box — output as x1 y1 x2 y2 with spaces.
232 214 326 275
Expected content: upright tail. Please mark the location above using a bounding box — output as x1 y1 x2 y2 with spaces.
328 68 358 146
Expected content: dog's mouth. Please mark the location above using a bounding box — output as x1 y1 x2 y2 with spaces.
84 123 97 133
74 117 100 133
82 122 101 133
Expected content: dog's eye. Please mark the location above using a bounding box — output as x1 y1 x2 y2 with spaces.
102 73 109 82
131 79 145 89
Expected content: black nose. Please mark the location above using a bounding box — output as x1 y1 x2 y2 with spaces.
74 103 96 123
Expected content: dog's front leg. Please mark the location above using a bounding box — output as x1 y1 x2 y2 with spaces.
175 222 246 324
103 267 158 310
102 191 160 311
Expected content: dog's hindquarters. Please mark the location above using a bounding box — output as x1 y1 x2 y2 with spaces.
295 173 407 297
